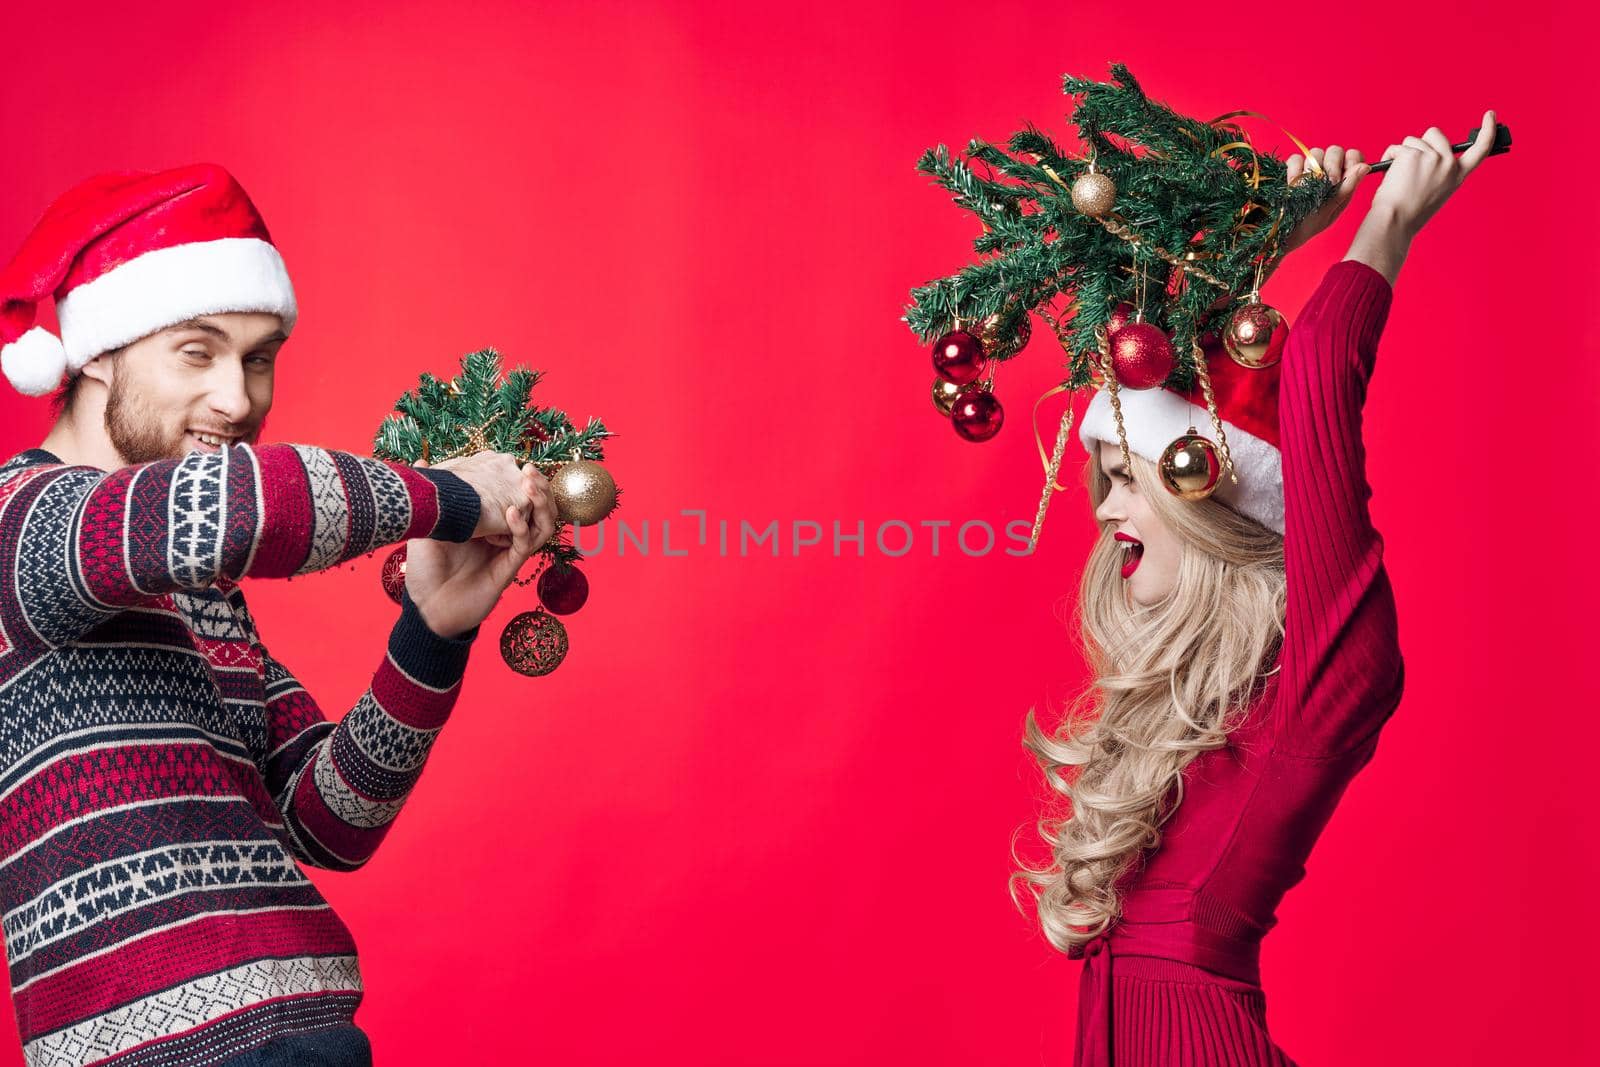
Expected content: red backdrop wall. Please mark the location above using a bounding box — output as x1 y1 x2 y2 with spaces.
0 1 1588 1064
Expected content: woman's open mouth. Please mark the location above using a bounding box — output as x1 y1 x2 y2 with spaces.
1115 533 1144 579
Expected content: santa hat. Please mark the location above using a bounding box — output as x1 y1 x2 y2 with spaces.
1078 334 1284 535
0 163 297 397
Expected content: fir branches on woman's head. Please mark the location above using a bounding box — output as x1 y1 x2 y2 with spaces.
906 63 1336 390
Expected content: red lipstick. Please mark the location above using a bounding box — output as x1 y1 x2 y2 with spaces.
1115 532 1144 579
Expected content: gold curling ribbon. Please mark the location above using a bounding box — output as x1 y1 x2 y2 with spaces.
1207 110 1325 252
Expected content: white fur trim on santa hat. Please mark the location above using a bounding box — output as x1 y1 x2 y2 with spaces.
1079 385 1284 535
55 237 297 368
2 326 71 397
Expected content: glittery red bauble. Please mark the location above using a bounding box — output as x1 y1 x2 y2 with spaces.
931 330 988 385
536 564 589 615
950 386 1004 442
380 546 407 604
1110 322 1176 389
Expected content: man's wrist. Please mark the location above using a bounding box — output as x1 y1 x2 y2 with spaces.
411 593 477 642
394 587 479 685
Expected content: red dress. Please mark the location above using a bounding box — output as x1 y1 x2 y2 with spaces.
1072 259 1406 1066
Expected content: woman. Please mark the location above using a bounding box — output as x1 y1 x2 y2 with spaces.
1017 112 1500 1066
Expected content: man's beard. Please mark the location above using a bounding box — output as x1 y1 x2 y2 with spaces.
104 373 259 465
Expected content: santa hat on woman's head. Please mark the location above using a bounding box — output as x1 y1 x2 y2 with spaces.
0 163 297 397
1078 334 1285 535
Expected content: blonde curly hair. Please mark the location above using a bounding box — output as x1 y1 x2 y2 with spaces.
1014 445 1285 954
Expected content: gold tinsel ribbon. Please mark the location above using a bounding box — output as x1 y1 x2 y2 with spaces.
1029 383 1077 552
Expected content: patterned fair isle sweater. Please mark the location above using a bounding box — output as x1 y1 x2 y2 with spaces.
0 442 483 1066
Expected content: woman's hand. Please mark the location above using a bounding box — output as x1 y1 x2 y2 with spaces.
1369 110 1498 240
1345 109 1498 286
1279 145 1373 255
402 457 557 639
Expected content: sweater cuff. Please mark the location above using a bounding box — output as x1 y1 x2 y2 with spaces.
391 584 479 687
412 468 480 543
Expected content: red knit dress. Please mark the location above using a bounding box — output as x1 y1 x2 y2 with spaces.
1070 259 1406 1067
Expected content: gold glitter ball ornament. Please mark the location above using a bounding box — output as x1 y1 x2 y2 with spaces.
550 460 618 525
1158 432 1222 500
1223 302 1288 369
500 608 570 676
932 377 965 416
1070 171 1117 219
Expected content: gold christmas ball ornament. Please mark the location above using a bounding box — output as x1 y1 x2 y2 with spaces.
1070 171 1117 219
977 311 1032 360
550 460 618 525
1158 432 1222 500
499 609 570 677
1223 301 1289 369
932 377 965 416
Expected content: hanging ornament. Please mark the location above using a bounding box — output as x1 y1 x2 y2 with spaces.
1158 430 1222 500
551 460 619 525
950 384 1004 442
537 563 590 615
380 545 408 604
932 377 964 416
1222 299 1288 369
931 329 987 385
977 312 1032 360
500 609 570 676
520 420 551 453
1109 322 1176 389
1070 166 1117 219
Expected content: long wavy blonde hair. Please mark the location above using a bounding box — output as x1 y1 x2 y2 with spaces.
1014 445 1286 954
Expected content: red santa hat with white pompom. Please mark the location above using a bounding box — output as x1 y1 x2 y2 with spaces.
0 163 297 397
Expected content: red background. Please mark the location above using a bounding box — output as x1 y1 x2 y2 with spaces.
0 2 1588 1064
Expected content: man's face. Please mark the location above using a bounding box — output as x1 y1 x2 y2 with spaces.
93 313 286 464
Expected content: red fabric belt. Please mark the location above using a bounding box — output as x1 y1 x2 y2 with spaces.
1069 890 1266 1067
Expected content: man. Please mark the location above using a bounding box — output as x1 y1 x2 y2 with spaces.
0 164 555 1066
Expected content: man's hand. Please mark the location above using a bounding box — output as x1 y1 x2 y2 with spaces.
403 456 557 639
1279 145 1373 255
427 449 553 541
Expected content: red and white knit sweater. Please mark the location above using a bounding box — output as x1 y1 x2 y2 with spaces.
0 443 481 1066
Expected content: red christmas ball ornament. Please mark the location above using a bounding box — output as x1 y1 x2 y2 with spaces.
950 385 1004 442
380 545 407 604
1110 322 1176 389
931 330 988 385
536 563 590 615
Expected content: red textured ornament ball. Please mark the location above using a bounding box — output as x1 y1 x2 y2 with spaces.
931 330 988 385
1110 322 1176 389
950 386 1004 442
536 563 590 615
380 546 407 604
